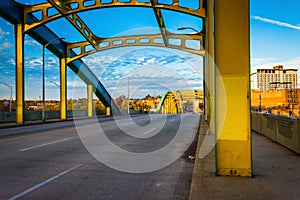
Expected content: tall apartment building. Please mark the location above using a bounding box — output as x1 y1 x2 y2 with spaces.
251 65 298 91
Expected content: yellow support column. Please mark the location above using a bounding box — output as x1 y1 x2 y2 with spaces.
60 58 67 120
87 84 93 117
106 107 111 116
206 0 215 129
214 0 252 177
14 24 24 124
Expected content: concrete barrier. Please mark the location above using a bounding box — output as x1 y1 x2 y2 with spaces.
276 116 299 153
0 112 16 122
252 112 300 154
0 110 91 123
67 110 88 118
260 114 277 141
251 112 261 133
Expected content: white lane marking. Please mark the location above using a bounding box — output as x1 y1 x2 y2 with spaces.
170 119 175 122
144 128 156 135
19 138 72 152
7 164 82 200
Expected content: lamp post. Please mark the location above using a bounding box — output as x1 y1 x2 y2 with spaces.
270 81 293 115
127 77 130 115
42 37 65 121
0 81 12 112
259 91 262 112
49 81 60 88
177 27 200 33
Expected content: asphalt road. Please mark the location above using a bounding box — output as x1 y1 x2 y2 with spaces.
0 114 200 200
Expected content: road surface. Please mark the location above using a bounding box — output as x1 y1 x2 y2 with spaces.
0 114 200 200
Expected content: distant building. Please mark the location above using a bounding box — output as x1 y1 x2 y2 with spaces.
251 89 300 117
251 65 298 91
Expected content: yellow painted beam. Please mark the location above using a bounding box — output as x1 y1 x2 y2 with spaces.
14 24 24 124
58 0 205 18
46 0 98 48
106 107 111 117
205 0 215 125
87 84 93 118
214 0 252 177
60 58 67 120
66 34 204 64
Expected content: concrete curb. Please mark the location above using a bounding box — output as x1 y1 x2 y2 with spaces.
189 116 212 200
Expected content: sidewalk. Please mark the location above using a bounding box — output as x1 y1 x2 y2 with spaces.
189 119 300 200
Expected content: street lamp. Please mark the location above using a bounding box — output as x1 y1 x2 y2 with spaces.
49 81 60 88
270 81 293 115
42 37 65 121
177 27 200 34
0 81 12 112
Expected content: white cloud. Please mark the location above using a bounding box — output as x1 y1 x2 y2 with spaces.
2 42 13 48
251 57 277 67
24 38 40 46
251 15 300 31
0 27 10 38
8 58 15 65
26 58 42 67
0 42 13 51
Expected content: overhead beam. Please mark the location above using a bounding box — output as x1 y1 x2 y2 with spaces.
59 0 205 18
23 2 61 32
46 0 98 48
0 0 23 24
22 0 205 33
66 33 204 63
150 0 168 47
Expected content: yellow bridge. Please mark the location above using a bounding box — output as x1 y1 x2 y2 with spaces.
0 0 252 177
157 90 203 114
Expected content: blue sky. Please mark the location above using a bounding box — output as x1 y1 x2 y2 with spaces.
0 0 300 101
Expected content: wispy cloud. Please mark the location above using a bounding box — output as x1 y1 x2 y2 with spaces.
0 27 10 39
251 57 277 68
25 39 40 47
251 15 300 30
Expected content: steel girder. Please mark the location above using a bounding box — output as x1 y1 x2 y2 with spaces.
23 0 205 64
150 0 168 46
0 0 120 115
66 33 204 63
157 90 204 114
0 0 206 116
156 91 179 114
23 0 205 33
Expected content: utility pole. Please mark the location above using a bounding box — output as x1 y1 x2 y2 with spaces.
128 77 130 115
42 37 64 122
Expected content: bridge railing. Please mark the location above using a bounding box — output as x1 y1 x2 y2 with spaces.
252 112 300 154
0 110 105 123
